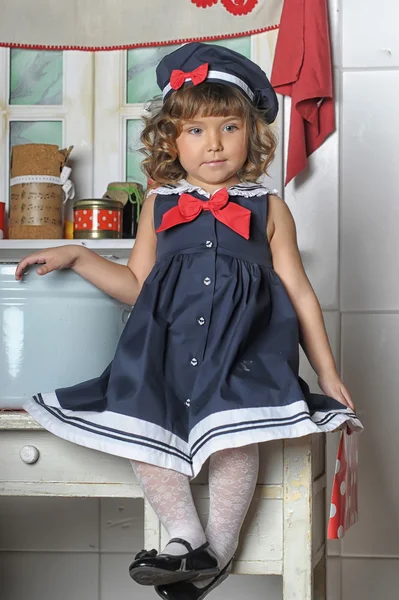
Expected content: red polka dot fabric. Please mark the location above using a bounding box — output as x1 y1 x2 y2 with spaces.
328 428 359 539
74 208 122 233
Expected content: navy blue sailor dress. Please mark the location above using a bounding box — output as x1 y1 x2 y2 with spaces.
24 181 363 477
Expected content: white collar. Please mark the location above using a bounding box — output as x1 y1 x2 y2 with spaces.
148 180 278 199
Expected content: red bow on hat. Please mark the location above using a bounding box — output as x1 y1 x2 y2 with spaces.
170 63 209 90
155 188 251 239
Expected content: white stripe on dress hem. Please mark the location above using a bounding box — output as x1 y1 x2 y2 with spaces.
36 394 361 458
24 397 194 476
24 395 363 479
36 391 189 459
188 401 361 453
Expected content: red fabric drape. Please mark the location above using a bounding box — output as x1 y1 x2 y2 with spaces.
271 0 335 184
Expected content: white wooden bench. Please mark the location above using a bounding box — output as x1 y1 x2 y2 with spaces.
0 412 327 599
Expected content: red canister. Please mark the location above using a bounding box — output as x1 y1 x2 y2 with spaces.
73 199 123 239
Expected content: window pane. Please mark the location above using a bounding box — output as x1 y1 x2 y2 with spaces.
126 119 146 187
208 37 251 59
10 121 63 148
10 49 63 105
126 38 251 105
127 45 181 104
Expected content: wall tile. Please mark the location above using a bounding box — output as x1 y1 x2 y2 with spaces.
328 0 340 67
209 574 282 600
342 558 399 600
258 441 284 484
100 498 143 553
99 554 282 600
284 91 339 310
341 71 399 310
100 553 154 600
0 497 99 551
341 314 399 556
265 92 284 193
327 556 342 600
299 311 340 388
0 552 99 600
343 1 399 68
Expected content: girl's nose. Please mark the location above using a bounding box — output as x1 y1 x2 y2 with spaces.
207 131 223 152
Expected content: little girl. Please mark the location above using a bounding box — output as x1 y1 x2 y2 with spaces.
15 42 362 600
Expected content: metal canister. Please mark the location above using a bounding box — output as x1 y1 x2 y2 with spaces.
73 198 123 239
0 263 129 409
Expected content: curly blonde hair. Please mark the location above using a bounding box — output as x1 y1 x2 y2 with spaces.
140 83 277 185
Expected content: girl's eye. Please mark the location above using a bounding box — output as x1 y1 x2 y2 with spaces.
223 124 238 132
188 128 202 135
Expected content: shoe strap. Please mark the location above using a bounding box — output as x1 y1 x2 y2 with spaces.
167 538 201 553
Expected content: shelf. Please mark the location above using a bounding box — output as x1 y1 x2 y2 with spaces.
0 239 135 261
0 411 42 431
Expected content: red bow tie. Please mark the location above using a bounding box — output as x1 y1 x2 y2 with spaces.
170 63 209 90
155 188 251 239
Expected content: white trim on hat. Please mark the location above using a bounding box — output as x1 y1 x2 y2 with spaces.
162 70 255 101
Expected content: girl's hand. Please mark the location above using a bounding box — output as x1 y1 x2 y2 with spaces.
15 245 83 281
318 372 356 412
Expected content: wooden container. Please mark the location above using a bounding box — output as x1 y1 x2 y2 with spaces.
9 182 64 239
9 144 73 239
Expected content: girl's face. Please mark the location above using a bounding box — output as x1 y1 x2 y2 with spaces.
175 115 248 192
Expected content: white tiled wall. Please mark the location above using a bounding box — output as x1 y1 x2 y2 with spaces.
337 0 399 597
286 0 399 596
0 495 281 600
1 1 398 598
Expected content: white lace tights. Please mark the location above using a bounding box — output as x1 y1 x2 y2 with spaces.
131 443 259 583
204 444 259 571
131 460 207 556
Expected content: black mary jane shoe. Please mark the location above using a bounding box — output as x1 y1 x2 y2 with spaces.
129 538 220 586
155 559 232 600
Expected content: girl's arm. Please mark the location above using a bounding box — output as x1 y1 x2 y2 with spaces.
15 193 158 306
267 195 355 410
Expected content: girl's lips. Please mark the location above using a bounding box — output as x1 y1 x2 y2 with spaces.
203 160 226 166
